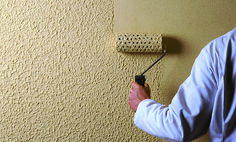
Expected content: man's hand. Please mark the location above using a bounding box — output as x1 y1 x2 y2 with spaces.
128 82 151 112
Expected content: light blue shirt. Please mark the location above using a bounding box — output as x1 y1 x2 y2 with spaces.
134 27 236 142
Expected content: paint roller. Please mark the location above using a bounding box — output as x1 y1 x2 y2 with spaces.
116 33 166 86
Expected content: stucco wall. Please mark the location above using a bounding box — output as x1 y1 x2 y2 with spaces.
0 0 162 141
1 0 236 141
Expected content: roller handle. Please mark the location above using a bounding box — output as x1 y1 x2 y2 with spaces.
135 75 146 86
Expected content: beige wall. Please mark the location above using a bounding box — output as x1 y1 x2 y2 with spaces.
0 0 235 141
115 0 236 141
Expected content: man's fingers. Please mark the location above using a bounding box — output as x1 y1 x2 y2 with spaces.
131 82 142 89
144 83 149 88
129 82 151 112
131 82 137 88
130 89 135 94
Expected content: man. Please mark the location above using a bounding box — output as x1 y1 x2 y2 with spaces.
128 27 236 141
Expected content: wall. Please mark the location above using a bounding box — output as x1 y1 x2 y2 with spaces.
0 0 235 141
0 0 161 141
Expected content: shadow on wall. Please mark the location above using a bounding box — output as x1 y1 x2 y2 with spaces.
163 36 183 54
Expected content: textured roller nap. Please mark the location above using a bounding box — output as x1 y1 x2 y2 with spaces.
116 33 162 53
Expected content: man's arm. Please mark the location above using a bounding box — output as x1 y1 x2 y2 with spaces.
129 45 218 141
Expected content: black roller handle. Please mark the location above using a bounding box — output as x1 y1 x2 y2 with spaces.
135 50 166 86
135 75 146 86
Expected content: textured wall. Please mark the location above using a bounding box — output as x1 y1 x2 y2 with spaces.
0 0 163 141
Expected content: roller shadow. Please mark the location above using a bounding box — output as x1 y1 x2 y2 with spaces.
163 36 183 54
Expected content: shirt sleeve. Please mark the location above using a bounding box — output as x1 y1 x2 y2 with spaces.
134 44 218 141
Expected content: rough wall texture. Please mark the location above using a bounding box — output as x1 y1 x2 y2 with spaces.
0 0 163 141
